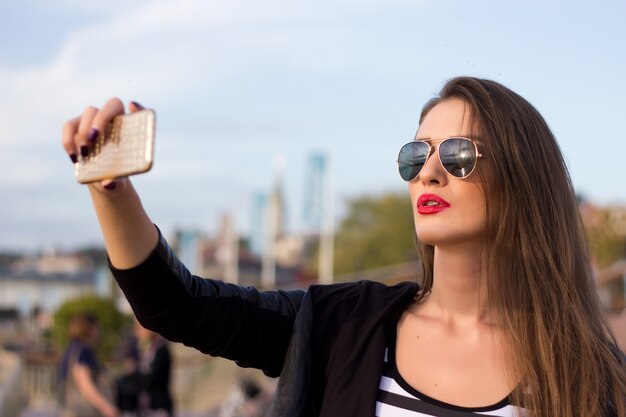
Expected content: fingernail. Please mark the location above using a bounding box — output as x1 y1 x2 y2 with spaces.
130 101 144 109
104 181 117 190
80 145 89 157
87 128 100 143
69 153 78 164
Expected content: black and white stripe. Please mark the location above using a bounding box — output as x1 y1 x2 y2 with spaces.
375 349 527 417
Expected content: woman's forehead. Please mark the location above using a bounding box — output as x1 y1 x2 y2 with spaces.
416 98 475 140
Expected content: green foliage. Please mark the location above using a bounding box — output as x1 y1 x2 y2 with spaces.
53 295 128 360
333 192 418 275
586 207 626 310
587 209 626 268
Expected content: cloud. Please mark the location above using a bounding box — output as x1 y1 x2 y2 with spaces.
0 2 300 143
1 0 431 145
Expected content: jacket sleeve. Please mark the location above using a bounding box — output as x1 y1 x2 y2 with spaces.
109 229 305 377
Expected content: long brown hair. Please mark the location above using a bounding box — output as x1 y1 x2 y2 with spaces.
415 77 625 417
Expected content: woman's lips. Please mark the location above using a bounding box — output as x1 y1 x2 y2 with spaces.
417 193 451 214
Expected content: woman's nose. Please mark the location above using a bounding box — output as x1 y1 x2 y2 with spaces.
418 146 447 186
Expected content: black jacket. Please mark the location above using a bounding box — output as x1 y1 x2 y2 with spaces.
111 230 419 416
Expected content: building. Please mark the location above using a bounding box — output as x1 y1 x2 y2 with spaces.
0 251 105 318
303 152 329 233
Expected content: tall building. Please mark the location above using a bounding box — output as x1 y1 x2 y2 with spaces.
303 152 328 232
173 229 204 275
261 158 288 288
250 192 268 257
302 152 334 284
215 213 239 284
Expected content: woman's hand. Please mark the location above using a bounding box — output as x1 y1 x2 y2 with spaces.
61 98 158 269
61 98 145 192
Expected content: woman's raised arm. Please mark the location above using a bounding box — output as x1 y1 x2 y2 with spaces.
61 98 158 269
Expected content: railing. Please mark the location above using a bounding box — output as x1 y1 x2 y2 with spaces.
20 353 60 413
0 349 25 417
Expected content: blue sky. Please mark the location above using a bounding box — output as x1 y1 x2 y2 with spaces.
1 0 625 251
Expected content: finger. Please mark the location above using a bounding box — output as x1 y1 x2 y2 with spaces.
102 179 117 190
77 106 99 158
87 97 125 150
128 101 145 113
62 117 81 163
95 177 130 193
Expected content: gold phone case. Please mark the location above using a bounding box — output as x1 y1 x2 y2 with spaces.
74 109 156 184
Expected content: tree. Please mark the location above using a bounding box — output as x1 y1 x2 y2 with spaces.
586 208 626 269
333 192 419 276
53 295 128 360
584 205 626 310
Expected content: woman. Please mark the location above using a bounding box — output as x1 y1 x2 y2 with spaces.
61 77 625 416
114 319 173 417
60 313 118 417
134 320 174 417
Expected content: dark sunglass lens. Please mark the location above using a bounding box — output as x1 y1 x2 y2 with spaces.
439 138 476 178
398 142 429 181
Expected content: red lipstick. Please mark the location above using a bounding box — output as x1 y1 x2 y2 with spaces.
417 193 450 214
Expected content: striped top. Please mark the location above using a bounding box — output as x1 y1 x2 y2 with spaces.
375 337 528 417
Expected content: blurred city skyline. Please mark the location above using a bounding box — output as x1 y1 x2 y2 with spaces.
2 0 626 251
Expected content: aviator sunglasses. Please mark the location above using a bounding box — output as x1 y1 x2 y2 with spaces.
397 137 483 181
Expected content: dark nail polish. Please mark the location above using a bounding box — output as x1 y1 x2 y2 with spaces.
69 153 78 164
87 128 100 143
80 145 89 157
130 101 143 109
104 182 117 190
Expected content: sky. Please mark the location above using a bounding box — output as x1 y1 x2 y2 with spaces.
1 0 625 252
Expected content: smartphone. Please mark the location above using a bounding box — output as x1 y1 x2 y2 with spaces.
74 109 156 184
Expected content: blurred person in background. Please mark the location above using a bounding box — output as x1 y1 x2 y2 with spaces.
217 377 274 417
134 319 174 417
114 319 173 417
115 348 141 417
61 77 625 417
59 312 118 417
